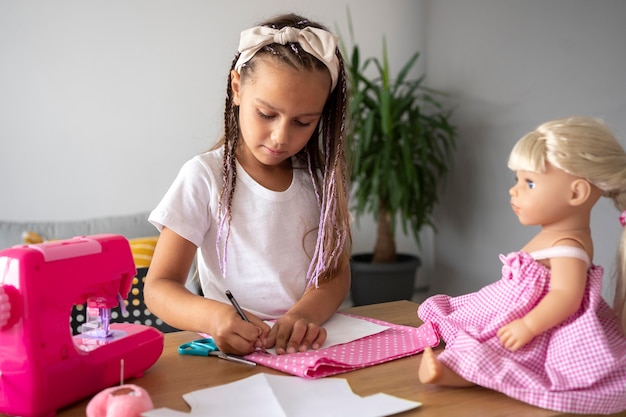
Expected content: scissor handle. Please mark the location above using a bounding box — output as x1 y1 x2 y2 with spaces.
178 343 205 356
178 338 256 366
178 338 218 356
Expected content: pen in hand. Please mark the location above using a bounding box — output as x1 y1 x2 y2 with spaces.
225 290 250 322
225 290 266 352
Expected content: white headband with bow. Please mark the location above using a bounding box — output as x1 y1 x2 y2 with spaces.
234 26 339 91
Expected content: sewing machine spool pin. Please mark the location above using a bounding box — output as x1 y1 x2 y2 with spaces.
81 297 114 338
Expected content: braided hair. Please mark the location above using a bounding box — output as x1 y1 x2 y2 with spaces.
216 13 352 287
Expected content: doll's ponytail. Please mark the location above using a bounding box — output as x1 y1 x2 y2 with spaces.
614 201 626 334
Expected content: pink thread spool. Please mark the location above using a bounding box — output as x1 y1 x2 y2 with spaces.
86 384 153 417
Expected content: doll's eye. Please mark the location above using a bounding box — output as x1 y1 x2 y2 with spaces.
526 180 536 189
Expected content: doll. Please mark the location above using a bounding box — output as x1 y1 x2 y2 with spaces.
418 116 626 414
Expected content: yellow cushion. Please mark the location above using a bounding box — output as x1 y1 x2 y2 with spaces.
22 231 46 244
128 236 158 268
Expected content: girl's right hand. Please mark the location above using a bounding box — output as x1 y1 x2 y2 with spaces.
209 304 269 355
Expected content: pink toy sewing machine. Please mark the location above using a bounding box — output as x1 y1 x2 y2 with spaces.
0 234 164 417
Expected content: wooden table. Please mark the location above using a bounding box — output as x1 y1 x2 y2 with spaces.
53 300 626 416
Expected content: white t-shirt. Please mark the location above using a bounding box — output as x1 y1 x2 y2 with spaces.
149 147 320 319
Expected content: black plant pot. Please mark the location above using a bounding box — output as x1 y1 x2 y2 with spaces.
349 253 421 306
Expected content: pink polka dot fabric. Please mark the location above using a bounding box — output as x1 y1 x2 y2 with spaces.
245 314 439 379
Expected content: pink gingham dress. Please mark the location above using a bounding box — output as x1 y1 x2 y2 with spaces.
418 247 626 414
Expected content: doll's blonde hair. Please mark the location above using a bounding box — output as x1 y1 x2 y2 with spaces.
508 116 626 333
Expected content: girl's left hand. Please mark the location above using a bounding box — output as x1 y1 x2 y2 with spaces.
497 319 534 351
265 313 327 355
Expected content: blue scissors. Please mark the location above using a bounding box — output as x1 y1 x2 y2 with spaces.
178 337 256 366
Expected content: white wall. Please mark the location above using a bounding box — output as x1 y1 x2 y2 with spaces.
425 0 626 301
0 0 424 221
0 0 429 287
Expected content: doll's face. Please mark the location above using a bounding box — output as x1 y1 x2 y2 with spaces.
509 163 580 226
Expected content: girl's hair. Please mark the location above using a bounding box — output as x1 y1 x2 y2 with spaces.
216 13 351 287
508 116 626 332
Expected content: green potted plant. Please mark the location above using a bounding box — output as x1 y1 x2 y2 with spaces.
344 29 457 306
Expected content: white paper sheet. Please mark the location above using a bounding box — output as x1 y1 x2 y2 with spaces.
142 374 421 417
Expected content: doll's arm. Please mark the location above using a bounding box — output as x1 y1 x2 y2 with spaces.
498 254 587 351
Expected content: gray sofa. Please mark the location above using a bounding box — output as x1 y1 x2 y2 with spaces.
0 211 199 297
0 211 156 250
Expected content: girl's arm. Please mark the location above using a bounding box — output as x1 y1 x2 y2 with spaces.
497 252 588 351
144 227 266 355
266 260 351 354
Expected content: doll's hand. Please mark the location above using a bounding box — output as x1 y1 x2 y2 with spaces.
497 319 535 351
266 313 327 355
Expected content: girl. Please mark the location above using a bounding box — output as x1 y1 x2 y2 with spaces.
418 117 626 414
144 13 351 357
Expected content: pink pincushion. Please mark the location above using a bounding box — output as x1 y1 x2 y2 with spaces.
86 384 153 417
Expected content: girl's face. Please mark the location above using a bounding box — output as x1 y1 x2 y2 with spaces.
231 57 331 169
509 163 578 227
